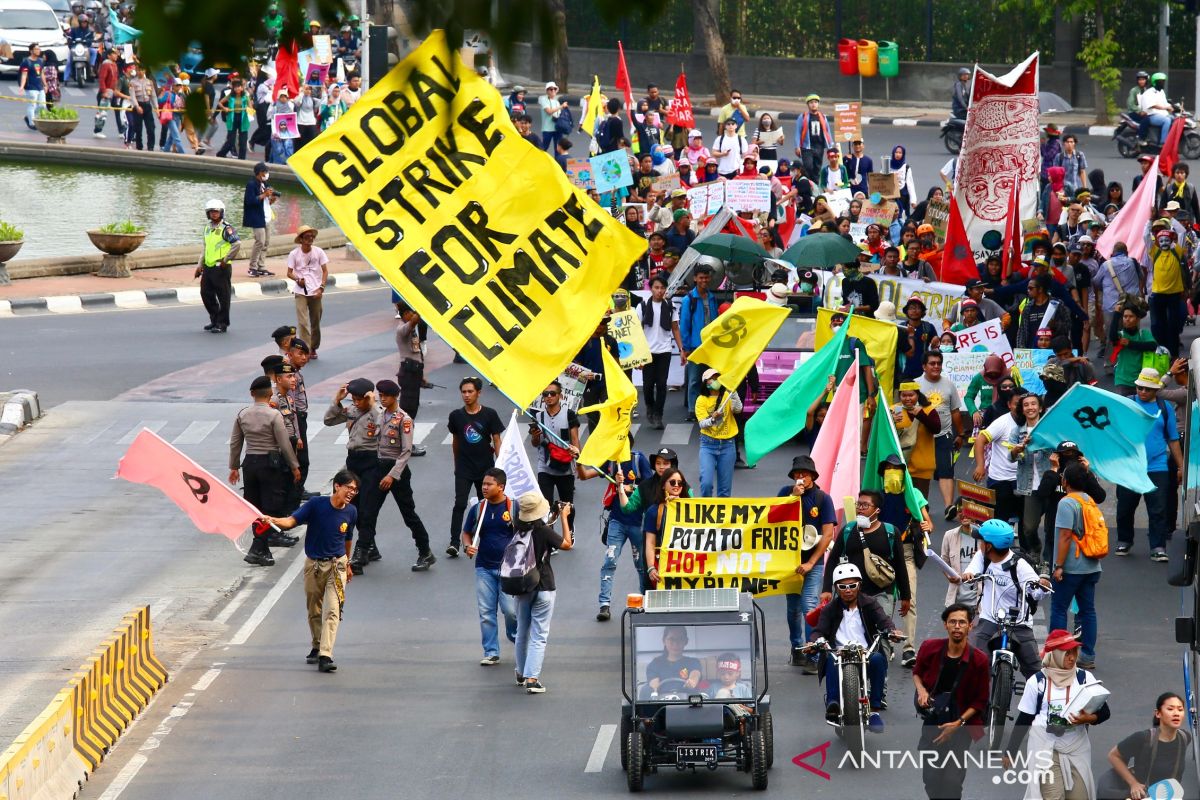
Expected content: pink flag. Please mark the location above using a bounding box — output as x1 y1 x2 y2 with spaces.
1097 155 1160 263
117 429 262 541
809 359 861 525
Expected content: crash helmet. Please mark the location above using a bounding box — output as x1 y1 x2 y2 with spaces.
977 519 1015 549
1136 70 1149 81
1152 72 1167 89
831 561 863 584
204 198 225 214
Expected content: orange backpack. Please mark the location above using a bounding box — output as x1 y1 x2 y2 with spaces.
1066 492 1109 559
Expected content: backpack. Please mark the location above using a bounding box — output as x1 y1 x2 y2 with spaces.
554 104 574 137
1002 552 1041 616
1065 492 1109 559
499 526 542 595
1032 669 1087 716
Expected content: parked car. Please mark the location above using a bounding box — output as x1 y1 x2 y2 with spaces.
0 0 69 74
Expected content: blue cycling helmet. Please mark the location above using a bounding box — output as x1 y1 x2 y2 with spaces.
978 519 1015 549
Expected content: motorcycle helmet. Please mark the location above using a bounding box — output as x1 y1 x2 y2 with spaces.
204 198 225 213
1136 70 1149 81
78 13 88 22
977 519 1015 549
957 67 970 76
1152 72 1167 89
831 562 863 584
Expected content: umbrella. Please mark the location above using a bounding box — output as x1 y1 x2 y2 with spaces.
1039 91 1073 114
780 233 862 268
688 233 770 263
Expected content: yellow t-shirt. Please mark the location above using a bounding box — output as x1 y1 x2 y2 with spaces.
695 394 739 439
1150 244 1185 295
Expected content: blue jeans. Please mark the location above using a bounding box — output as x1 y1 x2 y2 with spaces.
699 436 736 497
1050 571 1100 661
1147 112 1172 144
1116 471 1170 550
162 118 185 153
515 590 556 680
599 516 645 606
475 567 516 658
685 361 706 414
824 651 887 710
785 561 825 648
24 89 45 124
541 130 561 151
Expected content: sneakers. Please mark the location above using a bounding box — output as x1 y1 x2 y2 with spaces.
791 646 806 667
305 648 319 664
411 551 436 571
1115 543 1132 556
411 444 427 457
1077 659 1096 670
944 502 959 522
317 655 337 673
367 544 382 562
446 544 459 558
93 131 106 138
802 658 819 676
248 268 273 277
480 655 500 666
243 552 274 567
1151 548 1169 562
868 713 884 733
525 679 546 694
825 701 840 723
596 605 611 622
901 648 917 669
515 672 524 686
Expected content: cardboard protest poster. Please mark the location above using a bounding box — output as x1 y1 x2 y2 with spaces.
608 309 652 369
305 63 329 86
590 150 634 193
724 179 772 212
311 35 332 64
858 200 895 228
273 112 299 139
925 198 950 243
650 173 682 195
834 102 862 143
868 172 900 199
565 157 594 190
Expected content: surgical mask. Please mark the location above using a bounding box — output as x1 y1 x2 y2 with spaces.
855 513 873 529
262 172 269 181
798 280 815 293
707 381 721 391
882 469 904 495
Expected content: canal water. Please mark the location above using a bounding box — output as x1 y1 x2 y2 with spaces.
0 160 333 260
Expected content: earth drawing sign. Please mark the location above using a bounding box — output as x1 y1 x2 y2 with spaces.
953 53 1040 261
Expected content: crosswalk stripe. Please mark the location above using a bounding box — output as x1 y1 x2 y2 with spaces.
307 424 324 440
659 423 694 445
118 421 166 444
172 421 219 445
336 429 350 445
412 422 435 445
441 433 453 445
82 421 118 445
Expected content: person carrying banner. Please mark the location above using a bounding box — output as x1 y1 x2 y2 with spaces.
461 468 517 667
394 301 427 455
777 455 837 672
530 382 581 530
679 265 721 421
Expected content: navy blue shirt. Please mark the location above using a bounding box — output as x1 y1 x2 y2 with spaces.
242 178 271 228
775 485 837 559
604 451 652 526
291 496 357 559
463 497 515 570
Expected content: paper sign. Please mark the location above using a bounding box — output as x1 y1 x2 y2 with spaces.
565 157 594 190
941 349 1055 403
312 35 332 65
706 181 726 215
834 102 862 143
554 366 587 411
305 63 329 86
952 318 1012 365
858 200 895 228
849 223 868 243
925 198 950 243
687 185 710 218
868 172 900 199
273 111 299 140
590 150 634 193
650 173 682 195
608 309 652 369
724 179 772 212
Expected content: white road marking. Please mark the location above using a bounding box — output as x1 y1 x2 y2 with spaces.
83 420 118 445
172 421 218 445
230 553 305 645
96 753 148 800
213 573 265 625
441 432 453 445
118 421 166 444
584 724 617 773
659 423 693 445
335 428 350 445
191 667 221 692
150 596 176 622
412 421 435 444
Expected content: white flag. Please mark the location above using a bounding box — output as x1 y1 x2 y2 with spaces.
495 410 538 501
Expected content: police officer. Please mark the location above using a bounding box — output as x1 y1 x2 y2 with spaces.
230 376 301 566
272 324 296 356
194 198 240 333
367 379 436 571
261 353 284 376
395 301 427 457
288 337 315 499
324 377 383 574
270 360 304 518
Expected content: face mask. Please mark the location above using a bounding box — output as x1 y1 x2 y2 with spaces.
262 172 269 181
882 469 904 495
707 381 721 391
799 280 815 293
855 513 873 529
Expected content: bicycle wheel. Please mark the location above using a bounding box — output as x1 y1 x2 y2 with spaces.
988 660 1014 752
840 663 866 763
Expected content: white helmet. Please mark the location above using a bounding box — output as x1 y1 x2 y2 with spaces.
830 562 862 584
204 198 225 213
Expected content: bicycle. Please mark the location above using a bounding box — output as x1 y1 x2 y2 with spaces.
963 573 1051 751
805 631 906 764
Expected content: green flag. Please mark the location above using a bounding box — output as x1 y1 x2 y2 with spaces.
862 388 928 520
744 321 849 466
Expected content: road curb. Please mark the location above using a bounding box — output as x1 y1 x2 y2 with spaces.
703 106 1113 137
0 270 385 317
0 388 42 445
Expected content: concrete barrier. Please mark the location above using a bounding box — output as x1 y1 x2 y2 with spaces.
0 607 168 800
0 390 42 445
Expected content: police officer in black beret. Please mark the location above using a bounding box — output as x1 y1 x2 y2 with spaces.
324 377 384 573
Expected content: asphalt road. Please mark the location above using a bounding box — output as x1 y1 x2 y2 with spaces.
0 280 1192 799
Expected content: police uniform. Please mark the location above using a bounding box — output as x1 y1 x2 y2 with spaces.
288 338 312 494
324 377 383 572
364 380 434 570
198 218 240 332
395 310 428 457
230 376 299 565
271 363 303 514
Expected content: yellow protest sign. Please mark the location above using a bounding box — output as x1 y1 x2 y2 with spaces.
687 296 790 391
657 496 806 597
287 31 646 410
814 307 898 401
608 309 651 369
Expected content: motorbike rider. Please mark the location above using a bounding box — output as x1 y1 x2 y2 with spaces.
66 13 97 83
951 67 970 120
959 519 1051 679
1126 70 1150 140
1139 72 1174 146
263 2 285 43
336 24 360 60
810 561 905 733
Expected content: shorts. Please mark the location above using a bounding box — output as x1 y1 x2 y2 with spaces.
933 434 955 479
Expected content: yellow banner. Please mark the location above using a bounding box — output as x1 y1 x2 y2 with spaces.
688 296 790 392
657 497 806 597
608 309 652 369
814 307 898 401
287 32 646 410
577 345 637 465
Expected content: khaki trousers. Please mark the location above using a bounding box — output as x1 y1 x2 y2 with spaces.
294 294 324 351
304 556 346 657
902 543 918 643
251 227 269 270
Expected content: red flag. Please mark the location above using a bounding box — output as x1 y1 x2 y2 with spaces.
615 41 634 115
1159 117 1186 178
999 180 1022 279
940 195 978 285
273 41 300 100
667 72 695 129
117 429 263 541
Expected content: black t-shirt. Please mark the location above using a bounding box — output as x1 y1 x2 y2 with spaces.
933 655 963 695
841 275 879 313
646 654 702 686
447 405 504 478
1115 729 1189 787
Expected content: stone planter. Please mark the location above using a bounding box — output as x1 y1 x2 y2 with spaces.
0 240 23 285
33 118 79 144
87 231 147 278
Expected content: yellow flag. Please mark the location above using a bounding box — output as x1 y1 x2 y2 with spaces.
581 75 602 138
687 296 791 392
577 345 637 465
813 307 899 401
287 33 646 410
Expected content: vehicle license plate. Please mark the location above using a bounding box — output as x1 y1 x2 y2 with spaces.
676 745 718 765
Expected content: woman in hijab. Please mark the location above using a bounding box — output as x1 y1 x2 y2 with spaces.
888 145 918 221
811 196 835 226
700 158 721 184
623 206 646 238
911 186 944 224
847 197 862 223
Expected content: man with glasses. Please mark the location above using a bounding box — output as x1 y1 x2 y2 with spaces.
447 377 505 558
530 382 581 530
821 491 912 621
716 89 748 137
263 469 359 674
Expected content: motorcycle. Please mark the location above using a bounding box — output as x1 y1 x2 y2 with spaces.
1113 101 1200 160
69 36 94 89
940 116 965 155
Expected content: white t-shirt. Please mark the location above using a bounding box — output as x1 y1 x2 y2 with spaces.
1139 87 1168 114
1016 669 1101 750
643 300 674 354
983 413 1020 482
287 245 329 296
964 551 1045 625
916 374 963 434
835 606 868 648
713 134 747 174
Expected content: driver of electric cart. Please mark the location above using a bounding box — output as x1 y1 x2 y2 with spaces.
646 625 702 697
712 652 752 699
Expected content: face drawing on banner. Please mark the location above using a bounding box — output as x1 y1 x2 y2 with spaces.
959 95 1039 222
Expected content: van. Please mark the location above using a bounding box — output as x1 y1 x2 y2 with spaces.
0 0 68 74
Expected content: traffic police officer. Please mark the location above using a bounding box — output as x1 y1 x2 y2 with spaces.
229 376 301 566
324 377 383 574
194 198 240 333
288 337 314 498
368 379 436 571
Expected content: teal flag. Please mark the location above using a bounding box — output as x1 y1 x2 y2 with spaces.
109 8 142 44
745 321 849 465
862 388 928 519
1029 383 1156 494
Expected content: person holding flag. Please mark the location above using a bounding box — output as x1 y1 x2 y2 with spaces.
695 369 742 498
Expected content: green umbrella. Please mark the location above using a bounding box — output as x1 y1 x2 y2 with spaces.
780 233 863 269
688 233 770 263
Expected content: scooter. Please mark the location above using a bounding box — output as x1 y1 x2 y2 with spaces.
940 116 965 155
69 36 93 88
1113 101 1200 160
